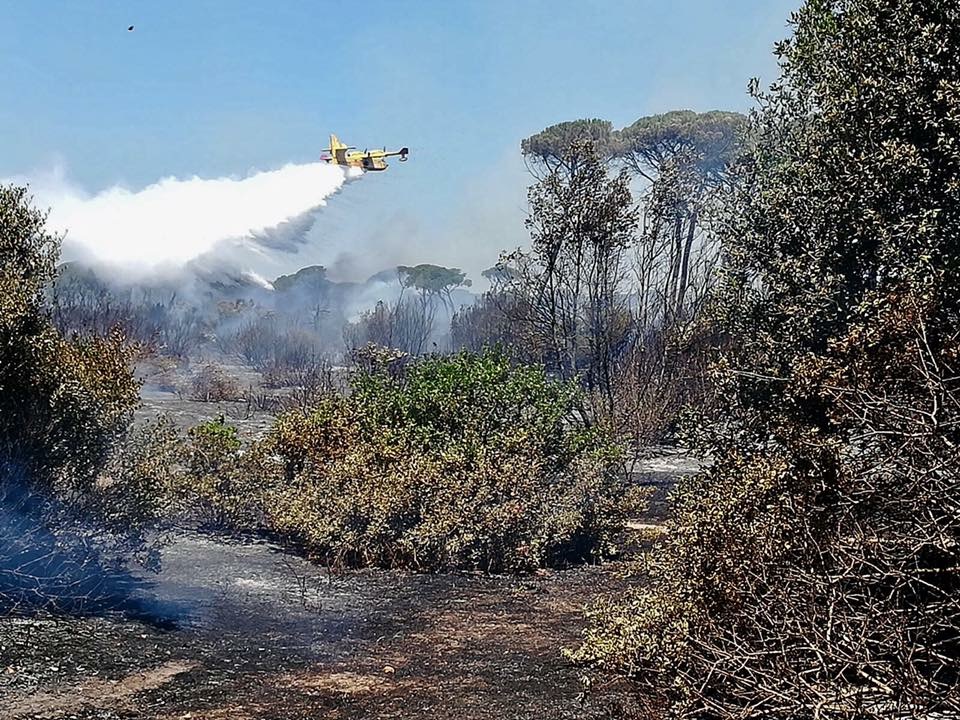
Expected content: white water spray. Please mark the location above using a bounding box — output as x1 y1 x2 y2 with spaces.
14 162 360 275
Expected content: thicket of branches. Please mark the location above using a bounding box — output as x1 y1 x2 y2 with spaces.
51 265 203 357
577 1 960 717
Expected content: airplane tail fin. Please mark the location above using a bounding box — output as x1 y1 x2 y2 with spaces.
323 133 349 163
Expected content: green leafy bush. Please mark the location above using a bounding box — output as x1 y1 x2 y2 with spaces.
0 184 140 498
0 185 154 614
172 417 267 531
260 350 630 572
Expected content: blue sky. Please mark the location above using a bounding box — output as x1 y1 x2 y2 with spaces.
1 0 799 280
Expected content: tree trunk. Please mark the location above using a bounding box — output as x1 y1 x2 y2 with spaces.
675 208 698 317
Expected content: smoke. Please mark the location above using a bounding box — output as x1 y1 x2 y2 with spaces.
0 466 183 625
13 162 361 276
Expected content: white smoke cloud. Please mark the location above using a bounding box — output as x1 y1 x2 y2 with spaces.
10 162 360 276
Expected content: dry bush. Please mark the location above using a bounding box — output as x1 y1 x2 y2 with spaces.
579 304 960 718
231 316 277 369
274 358 345 412
232 316 320 371
241 385 281 414
605 324 717 447
168 417 266 532
95 417 181 534
256 350 633 572
190 364 241 402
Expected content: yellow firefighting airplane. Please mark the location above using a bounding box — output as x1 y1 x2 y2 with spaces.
321 134 409 171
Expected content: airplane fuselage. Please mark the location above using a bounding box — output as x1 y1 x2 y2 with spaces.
335 151 391 171
323 134 408 172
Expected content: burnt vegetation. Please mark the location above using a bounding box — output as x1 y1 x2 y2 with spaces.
3 0 960 718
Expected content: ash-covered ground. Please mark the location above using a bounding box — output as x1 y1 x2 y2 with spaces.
1 374 698 720
1 533 633 720
134 360 277 437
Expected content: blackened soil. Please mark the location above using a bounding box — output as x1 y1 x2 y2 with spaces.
1 534 632 719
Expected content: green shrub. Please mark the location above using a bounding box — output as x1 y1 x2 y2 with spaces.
0 185 152 614
260 350 630 572
0 184 140 498
173 417 266 531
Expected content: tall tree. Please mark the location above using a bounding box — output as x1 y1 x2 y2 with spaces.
1 185 148 614
273 265 332 331
397 263 471 315
0 185 139 493
521 119 617 177
501 141 637 408
512 112 744 441
346 264 471 356
618 110 745 325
